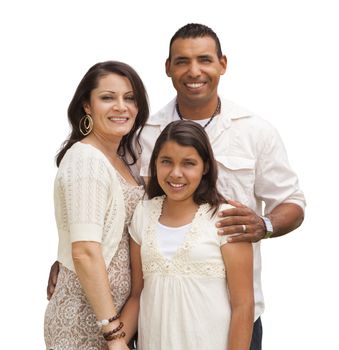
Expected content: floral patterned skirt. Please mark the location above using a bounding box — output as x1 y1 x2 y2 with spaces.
44 231 131 350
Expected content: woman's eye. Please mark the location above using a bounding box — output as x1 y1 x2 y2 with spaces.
101 96 112 101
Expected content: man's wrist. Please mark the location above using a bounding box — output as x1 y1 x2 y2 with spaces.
261 216 274 239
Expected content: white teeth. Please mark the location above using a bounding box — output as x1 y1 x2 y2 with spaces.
186 83 204 89
109 117 128 121
169 182 185 188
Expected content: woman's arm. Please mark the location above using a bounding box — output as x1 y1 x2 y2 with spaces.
72 241 128 350
119 238 144 342
221 242 254 350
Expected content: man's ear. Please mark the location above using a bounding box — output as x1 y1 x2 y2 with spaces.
165 58 171 77
219 55 227 75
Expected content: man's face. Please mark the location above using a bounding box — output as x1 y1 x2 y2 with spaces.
166 36 227 106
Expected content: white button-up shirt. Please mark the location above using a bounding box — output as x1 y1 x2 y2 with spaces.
138 97 306 320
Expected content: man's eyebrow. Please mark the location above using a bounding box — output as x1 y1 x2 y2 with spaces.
197 54 213 59
173 54 213 61
173 56 189 61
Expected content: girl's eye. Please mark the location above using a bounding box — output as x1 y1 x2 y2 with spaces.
184 162 195 166
161 159 171 164
125 95 135 101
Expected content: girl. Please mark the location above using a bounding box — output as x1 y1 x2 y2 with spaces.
122 120 254 350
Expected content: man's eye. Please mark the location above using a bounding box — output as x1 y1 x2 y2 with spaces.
175 60 188 65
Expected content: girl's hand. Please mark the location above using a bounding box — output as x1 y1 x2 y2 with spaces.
107 339 130 350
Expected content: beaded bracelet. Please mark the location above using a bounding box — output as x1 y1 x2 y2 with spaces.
96 312 121 329
102 321 124 340
104 331 126 342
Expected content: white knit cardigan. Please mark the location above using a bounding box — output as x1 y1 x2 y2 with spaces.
54 142 125 272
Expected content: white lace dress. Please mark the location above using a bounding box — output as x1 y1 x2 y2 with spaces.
129 196 233 350
44 174 143 350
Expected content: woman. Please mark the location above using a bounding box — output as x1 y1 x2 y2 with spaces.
44 61 148 350
123 120 254 349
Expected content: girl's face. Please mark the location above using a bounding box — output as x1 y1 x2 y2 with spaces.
83 73 138 142
156 140 205 205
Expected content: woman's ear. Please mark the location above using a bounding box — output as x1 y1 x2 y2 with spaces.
83 102 91 115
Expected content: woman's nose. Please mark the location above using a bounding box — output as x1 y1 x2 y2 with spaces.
113 98 127 112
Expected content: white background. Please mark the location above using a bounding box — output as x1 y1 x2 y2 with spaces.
1 0 338 348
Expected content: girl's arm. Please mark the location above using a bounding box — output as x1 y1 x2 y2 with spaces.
221 242 254 350
119 238 144 342
72 241 128 350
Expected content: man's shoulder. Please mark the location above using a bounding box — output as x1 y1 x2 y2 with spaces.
221 98 276 131
147 98 177 126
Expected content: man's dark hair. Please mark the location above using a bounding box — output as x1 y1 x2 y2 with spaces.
168 23 223 59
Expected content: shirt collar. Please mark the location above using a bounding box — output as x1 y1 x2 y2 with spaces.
147 98 177 128
147 97 252 129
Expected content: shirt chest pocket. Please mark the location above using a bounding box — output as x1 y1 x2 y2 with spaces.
215 156 256 205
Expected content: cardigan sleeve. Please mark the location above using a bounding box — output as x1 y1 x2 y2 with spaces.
58 148 111 243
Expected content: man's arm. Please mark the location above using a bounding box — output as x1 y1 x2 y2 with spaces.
216 118 305 243
216 200 304 243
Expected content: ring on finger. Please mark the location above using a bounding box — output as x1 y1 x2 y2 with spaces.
242 224 247 233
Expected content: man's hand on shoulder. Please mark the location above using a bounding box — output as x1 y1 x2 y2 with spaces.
216 199 266 243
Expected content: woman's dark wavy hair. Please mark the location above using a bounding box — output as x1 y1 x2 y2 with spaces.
147 120 226 211
56 61 149 167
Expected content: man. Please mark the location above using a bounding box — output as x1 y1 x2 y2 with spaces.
47 23 305 349
138 23 305 349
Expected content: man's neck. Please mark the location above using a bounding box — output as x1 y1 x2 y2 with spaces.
176 96 219 120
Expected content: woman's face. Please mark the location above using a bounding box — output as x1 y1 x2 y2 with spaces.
84 73 138 141
155 140 205 205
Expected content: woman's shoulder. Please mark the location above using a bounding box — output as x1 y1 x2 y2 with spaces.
62 142 107 163
58 142 116 181
61 142 113 169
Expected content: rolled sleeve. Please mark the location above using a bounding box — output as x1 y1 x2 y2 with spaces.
70 223 103 242
255 127 306 213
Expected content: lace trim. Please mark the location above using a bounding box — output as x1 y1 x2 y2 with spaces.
142 196 226 278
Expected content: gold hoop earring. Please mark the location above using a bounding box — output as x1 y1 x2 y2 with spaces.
79 114 93 136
